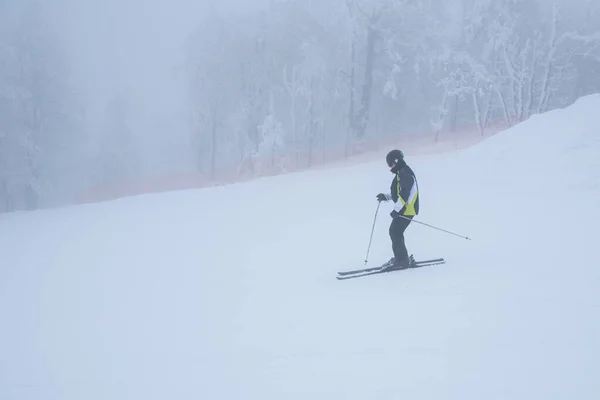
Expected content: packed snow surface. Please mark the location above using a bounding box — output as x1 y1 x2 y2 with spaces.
1 95 600 399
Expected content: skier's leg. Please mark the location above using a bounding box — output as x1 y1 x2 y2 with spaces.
389 216 412 267
387 220 397 265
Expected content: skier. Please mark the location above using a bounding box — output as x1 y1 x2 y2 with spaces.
376 149 419 269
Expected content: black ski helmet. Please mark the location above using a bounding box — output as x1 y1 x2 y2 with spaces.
386 149 404 168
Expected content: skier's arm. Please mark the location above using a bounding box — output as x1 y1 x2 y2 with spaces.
399 171 414 203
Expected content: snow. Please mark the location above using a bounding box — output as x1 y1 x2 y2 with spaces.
1 94 600 399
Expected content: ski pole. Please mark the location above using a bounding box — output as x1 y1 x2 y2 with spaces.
398 214 472 240
364 201 381 265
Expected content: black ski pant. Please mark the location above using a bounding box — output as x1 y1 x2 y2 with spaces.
389 215 413 263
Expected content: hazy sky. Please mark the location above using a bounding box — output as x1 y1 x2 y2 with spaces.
59 0 273 148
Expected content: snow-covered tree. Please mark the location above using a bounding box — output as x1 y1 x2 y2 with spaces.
0 0 84 211
92 94 136 185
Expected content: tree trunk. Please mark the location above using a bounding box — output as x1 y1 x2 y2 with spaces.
524 38 537 119
210 109 218 179
495 85 511 127
472 87 483 136
450 95 459 132
482 88 493 134
537 5 559 114
434 90 449 143
307 81 315 167
346 28 356 158
354 19 379 141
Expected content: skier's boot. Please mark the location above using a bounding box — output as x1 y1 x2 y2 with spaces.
391 256 411 270
381 257 395 270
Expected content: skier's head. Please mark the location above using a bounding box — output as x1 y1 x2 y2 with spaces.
386 149 405 172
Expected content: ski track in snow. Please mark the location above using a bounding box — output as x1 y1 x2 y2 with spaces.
1 95 600 399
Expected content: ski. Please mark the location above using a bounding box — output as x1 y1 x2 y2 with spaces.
336 259 445 280
337 257 444 276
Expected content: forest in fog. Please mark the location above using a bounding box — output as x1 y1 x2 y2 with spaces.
1 0 599 212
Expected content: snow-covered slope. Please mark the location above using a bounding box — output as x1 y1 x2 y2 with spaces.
1 95 600 400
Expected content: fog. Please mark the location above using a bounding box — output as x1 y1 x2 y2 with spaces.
1 0 599 212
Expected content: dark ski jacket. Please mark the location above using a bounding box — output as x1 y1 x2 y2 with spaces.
386 163 419 216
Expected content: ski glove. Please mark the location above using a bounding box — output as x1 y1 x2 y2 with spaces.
376 193 388 202
390 210 401 219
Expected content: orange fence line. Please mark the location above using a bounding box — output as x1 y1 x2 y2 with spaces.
74 122 507 204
